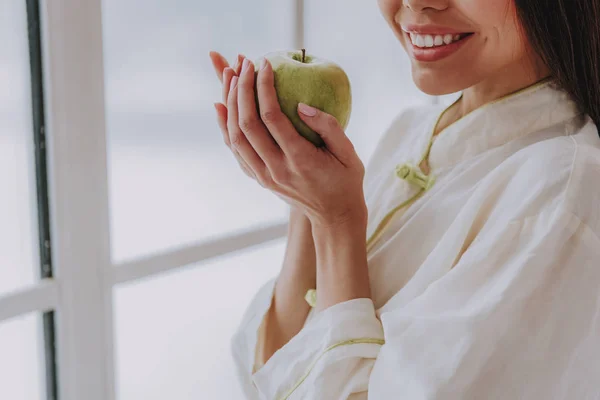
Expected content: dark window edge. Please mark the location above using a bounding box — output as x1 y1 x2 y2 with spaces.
26 1 59 399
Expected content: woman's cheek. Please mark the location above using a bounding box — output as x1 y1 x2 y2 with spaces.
377 0 409 50
376 0 397 19
458 0 526 64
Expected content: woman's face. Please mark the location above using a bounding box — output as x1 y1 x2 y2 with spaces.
378 0 533 95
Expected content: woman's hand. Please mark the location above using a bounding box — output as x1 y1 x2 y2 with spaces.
210 51 298 205
213 54 367 228
209 51 259 180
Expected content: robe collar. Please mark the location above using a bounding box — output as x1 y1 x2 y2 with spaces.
426 79 582 172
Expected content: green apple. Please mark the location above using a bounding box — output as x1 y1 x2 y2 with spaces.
253 49 352 147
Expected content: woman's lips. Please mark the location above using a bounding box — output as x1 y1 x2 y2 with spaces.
405 31 474 62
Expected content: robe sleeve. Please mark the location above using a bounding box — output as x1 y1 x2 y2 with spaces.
369 207 600 399
230 277 276 400
252 298 383 399
231 277 384 399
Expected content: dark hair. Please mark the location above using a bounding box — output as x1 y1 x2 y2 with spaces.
515 0 600 134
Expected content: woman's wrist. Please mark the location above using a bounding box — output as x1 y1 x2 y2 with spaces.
289 206 309 225
311 214 371 311
278 206 317 294
260 206 316 365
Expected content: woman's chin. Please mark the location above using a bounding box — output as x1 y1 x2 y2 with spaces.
413 77 458 96
411 69 467 96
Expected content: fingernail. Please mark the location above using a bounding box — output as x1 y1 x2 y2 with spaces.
260 58 267 70
242 58 250 73
298 103 317 117
230 76 239 94
233 56 240 71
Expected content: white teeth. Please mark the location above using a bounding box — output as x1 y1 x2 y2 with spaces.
415 35 425 47
424 35 434 47
409 32 465 48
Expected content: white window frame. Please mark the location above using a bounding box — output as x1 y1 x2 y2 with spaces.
0 1 438 399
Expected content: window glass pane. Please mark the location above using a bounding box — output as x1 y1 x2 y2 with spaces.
113 239 286 399
102 1 293 263
304 1 431 163
0 1 40 295
0 313 46 400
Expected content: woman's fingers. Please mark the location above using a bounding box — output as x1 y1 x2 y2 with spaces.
227 76 271 186
237 59 282 170
297 103 358 167
256 58 309 156
233 54 246 76
222 67 235 104
209 51 229 83
214 102 256 179
223 56 246 104
212 51 271 184
209 51 245 83
213 54 246 105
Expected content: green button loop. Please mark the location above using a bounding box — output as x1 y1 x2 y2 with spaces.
395 162 436 190
305 289 317 308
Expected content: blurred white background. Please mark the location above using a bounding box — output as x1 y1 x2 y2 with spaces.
1 0 429 399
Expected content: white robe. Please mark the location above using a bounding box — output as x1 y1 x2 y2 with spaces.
231 81 600 400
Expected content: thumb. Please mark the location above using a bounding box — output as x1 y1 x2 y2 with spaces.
297 103 357 166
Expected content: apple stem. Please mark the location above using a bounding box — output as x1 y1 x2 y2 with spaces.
301 48 306 63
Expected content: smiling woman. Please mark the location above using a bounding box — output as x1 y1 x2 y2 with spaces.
226 0 600 398
0 1 428 400
4 1 599 399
